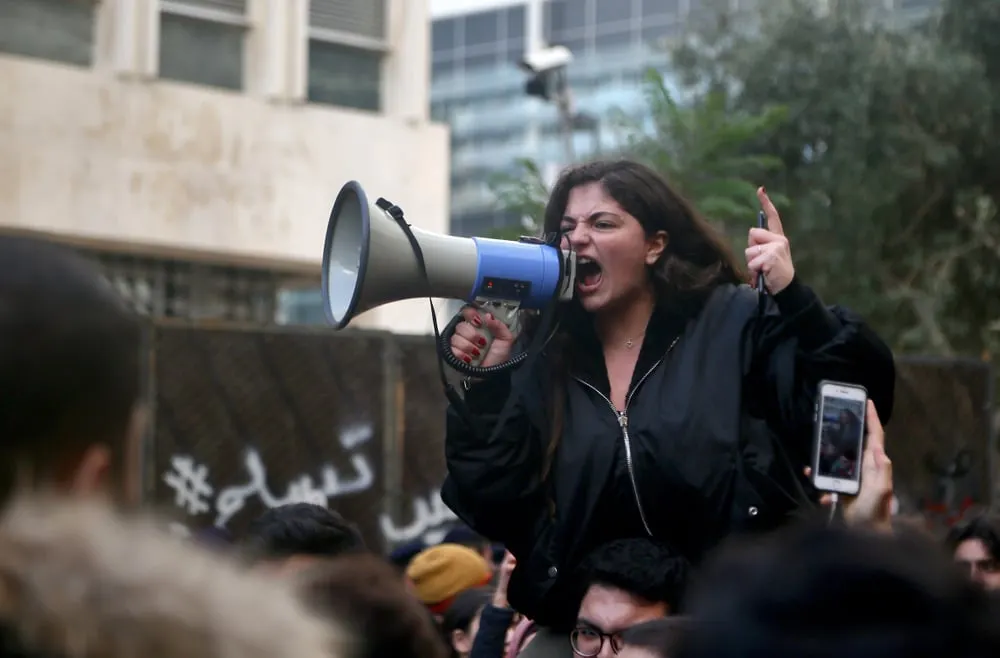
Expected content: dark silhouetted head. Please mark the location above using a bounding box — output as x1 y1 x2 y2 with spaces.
0 235 143 506
298 553 450 658
244 502 365 571
678 523 1000 658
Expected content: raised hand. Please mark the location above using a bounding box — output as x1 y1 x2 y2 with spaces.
806 400 894 533
744 187 795 294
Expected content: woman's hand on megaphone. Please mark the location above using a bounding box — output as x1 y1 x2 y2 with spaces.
451 306 515 368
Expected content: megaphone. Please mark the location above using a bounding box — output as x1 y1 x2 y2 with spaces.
321 181 576 332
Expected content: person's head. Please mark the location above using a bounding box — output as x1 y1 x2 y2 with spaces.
443 524 495 568
572 538 690 658
0 236 143 507
406 544 493 617
388 539 427 571
677 522 1000 658
946 514 1000 591
297 553 449 658
243 503 366 575
618 617 691 658
543 160 742 318
440 587 493 658
0 493 341 658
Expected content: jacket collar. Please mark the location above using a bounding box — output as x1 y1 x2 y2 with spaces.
565 300 693 399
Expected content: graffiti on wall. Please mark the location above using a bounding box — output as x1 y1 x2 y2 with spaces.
380 490 458 546
163 422 375 527
162 421 457 545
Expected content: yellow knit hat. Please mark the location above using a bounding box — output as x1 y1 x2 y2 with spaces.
405 544 492 611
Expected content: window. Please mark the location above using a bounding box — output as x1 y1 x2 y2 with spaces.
505 6 525 41
595 27 634 52
596 0 632 24
463 10 500 50
433 19 458 52
432 57 458 81
308 0 387 112
159 0 248 91
95 252 278 323
0 0 96 67
641 0 682 22
464 48 500 73
276 287 327 326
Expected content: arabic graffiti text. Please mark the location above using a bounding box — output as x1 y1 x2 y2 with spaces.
160 421 458 545
162 422 375 528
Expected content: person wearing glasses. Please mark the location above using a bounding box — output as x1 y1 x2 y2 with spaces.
562 538 688 658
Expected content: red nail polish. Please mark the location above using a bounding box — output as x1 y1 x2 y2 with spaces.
463 355 472 364
471 315 482 327
472 347 481 357
478 336 487 347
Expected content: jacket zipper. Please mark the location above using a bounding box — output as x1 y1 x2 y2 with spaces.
574 359 664 537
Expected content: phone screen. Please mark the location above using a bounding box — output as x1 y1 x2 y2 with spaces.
816 394 866 482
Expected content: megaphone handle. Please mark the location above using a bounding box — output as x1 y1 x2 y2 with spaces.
468 323 494 368
466 300 521 367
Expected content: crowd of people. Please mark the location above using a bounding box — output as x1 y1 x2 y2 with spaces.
2 157 1000 658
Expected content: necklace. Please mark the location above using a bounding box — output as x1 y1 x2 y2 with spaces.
624 331 646 349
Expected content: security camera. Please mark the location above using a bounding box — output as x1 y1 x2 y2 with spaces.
519 46 573 74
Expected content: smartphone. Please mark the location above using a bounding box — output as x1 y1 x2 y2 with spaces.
810 380 868 495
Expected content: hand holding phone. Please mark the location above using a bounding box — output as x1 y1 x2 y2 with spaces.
841 401 893 531
811 381 868 496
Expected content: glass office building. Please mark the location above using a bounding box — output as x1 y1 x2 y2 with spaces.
432 0 691 237
430 0 940 238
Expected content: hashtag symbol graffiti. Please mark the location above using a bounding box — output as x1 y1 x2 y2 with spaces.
163 455 214 516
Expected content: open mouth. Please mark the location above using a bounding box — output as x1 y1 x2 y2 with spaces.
576 257 603 291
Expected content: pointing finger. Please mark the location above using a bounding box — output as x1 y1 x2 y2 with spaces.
757 187 784 237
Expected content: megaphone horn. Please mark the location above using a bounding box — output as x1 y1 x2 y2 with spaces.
321 181 576 331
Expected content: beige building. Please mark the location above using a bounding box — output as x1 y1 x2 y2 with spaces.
0 0 450 333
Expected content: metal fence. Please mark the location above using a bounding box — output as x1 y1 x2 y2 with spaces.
886 357 994 533
145 322 450 552
142 320 995 550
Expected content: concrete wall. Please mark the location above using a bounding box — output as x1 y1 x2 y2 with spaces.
0 0 451 334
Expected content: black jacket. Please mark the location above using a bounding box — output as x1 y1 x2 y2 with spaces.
441 280 895 630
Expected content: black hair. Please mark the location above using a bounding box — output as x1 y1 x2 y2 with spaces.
542 159 744 315
677 522 1000 658
578 538 690 612
945 514 1000 560
0 235 141 504
443 524 489 550
440 586 493 655
621 617 691 657
531 159 745 495
243 502 366 560
388 539 427 571
300 553 450 658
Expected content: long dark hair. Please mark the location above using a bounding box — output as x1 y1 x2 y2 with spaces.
529 159 745 499
543 159 744 309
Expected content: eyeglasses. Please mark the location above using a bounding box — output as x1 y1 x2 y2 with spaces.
571 627 624 656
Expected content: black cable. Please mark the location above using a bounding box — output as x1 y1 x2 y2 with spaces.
436 231 573 379
437 308 559 377
373 197 569 436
